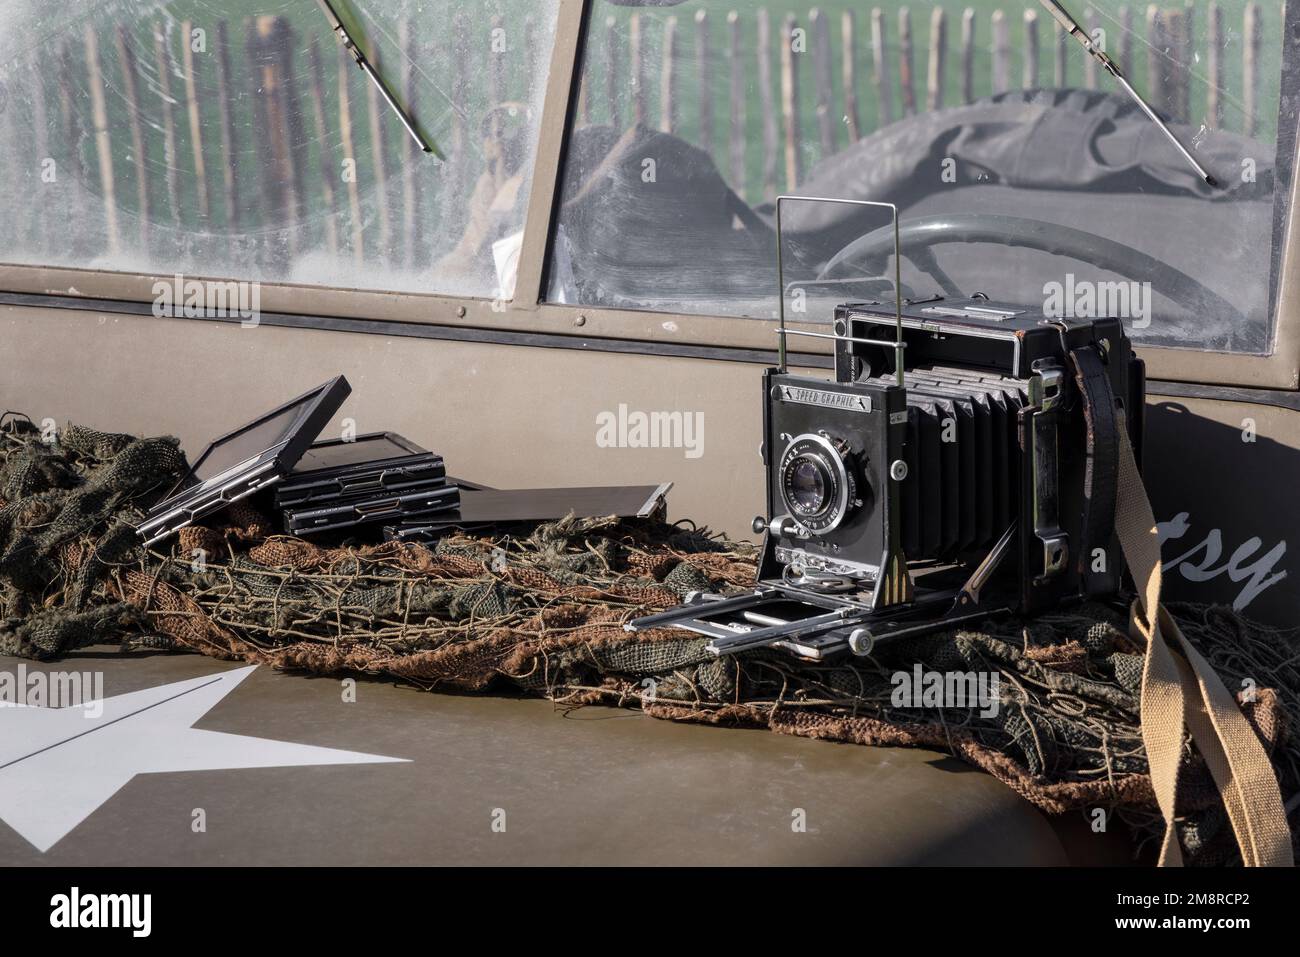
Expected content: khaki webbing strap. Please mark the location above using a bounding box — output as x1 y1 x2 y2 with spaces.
1114 428 1293 867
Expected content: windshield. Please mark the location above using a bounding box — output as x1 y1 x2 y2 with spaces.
546 0 1294 353
0 0 558 302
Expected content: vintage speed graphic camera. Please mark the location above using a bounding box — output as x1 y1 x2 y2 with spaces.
630 200 1144 658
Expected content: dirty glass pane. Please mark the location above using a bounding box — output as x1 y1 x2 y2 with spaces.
0 0 557 301
547 0 1293 353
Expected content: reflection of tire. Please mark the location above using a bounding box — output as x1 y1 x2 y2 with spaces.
988 87 1167 124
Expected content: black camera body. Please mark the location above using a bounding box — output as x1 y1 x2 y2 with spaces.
630 297 1145 659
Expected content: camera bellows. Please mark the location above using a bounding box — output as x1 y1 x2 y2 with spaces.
880 367 1029 562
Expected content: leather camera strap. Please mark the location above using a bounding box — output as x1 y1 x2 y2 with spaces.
1114 425 1293 866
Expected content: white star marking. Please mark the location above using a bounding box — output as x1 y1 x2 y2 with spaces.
0 665 407 852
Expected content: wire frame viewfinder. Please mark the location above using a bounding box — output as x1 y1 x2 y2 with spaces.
774 196 905 386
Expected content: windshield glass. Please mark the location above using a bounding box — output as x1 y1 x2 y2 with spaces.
0 0 557 301
547 0 1294 353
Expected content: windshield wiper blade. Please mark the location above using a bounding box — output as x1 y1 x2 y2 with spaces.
1037 0 1217 187
315 0 441 157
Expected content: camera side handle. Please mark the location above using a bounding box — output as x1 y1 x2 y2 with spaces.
1027 362 1069 583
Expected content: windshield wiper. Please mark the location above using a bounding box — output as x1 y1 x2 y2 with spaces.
1037 0 1217 187
315 0 441 157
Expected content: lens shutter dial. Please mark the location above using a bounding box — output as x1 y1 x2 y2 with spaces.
779 433 859 535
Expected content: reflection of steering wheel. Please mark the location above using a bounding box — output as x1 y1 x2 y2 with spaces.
818 213 1246 330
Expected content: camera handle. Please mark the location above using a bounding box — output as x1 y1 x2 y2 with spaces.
1027 362 1070 583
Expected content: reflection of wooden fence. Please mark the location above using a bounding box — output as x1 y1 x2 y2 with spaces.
17 13 522 269
578 3 1274 201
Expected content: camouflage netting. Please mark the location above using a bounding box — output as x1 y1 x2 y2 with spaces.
2 414 1297 864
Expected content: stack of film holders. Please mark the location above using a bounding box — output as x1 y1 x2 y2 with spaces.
275 432 460 536
137 376 460 545
137 374 671 548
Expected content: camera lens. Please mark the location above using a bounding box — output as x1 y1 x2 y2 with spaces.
788 456 830 515
778 433 857 535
